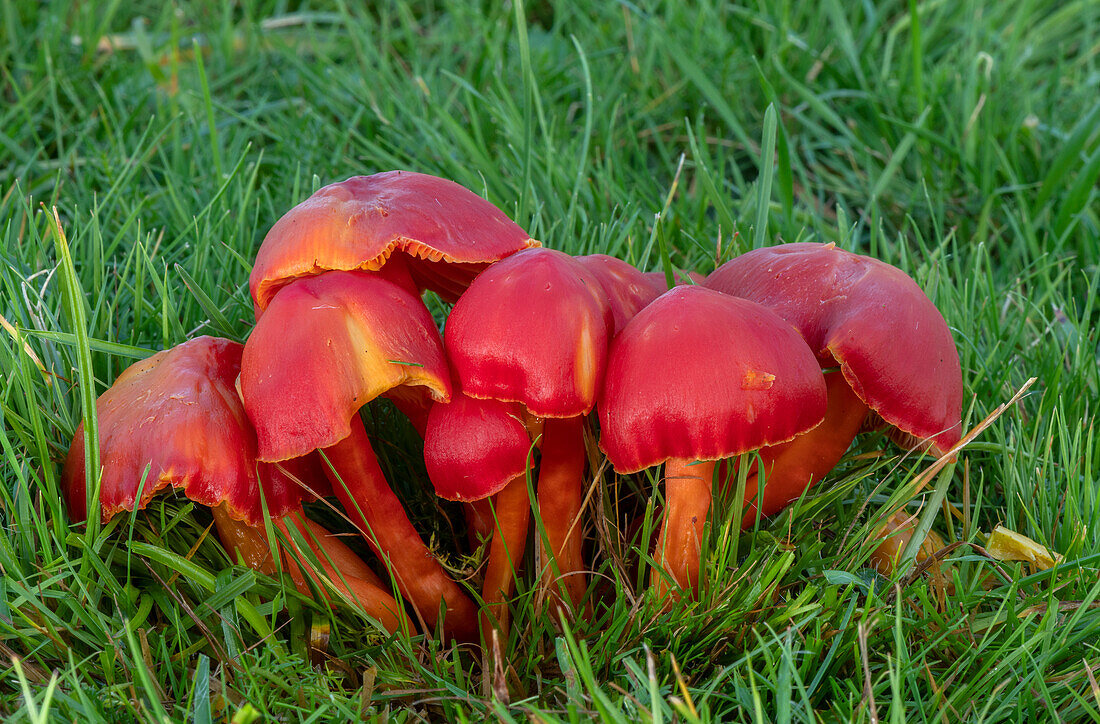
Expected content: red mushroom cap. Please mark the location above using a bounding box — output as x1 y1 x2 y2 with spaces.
575 254 662 335
598 286 827 474
249 171 539 311
445 247 613 418
424 393 533 502
704 242 962 455
642 269 705 291
61 337 316 526
240 270 452 462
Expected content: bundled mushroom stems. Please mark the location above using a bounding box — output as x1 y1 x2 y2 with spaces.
63 171 963 650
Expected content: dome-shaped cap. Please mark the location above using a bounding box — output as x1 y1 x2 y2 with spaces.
240 271 451 462
250 171 538 311
445 248 613 418
598 286 827 473
424 393 533 502
704 242 962 455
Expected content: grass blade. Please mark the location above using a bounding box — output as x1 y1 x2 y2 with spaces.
753 105 777 249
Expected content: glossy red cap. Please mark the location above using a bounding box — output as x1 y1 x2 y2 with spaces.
424 393 533 502
575 254 661 334
445 248 613 418
704 242 962 455
240 271 451 462
642 269 705 291
61 337 318 526
249 171 538 311
598 286 827 473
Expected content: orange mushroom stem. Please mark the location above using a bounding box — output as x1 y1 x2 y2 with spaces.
321 418 478 640
535 416 588 610
478 475 532 633
653 460 716 597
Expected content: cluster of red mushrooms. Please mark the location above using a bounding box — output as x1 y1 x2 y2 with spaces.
62 170 963 645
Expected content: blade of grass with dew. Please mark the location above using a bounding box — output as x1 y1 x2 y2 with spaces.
48 208 101 544
753 105 777 250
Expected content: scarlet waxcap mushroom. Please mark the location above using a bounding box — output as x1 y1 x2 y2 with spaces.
599 286 827 473
61 337 411 632
574 254 661 335
597 286 826 596
424 393 533 503
62 336 308 526
444 246 614 615
240 270 452 462
249 171 539 312
239 269 478 641
704 242 962 455
445 247 613 418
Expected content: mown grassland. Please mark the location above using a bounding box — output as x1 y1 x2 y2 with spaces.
2 0 1098 720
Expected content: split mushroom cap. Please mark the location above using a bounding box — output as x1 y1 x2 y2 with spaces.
424 393 533 502
249 170 539 312
240 270 452 462
703 242 962 455
445 247 613 418
599 286 827 473
574 254 662 335
62 336 312 526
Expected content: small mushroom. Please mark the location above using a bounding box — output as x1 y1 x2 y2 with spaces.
598 286 826 597
869 510 951 604
445 248 614 617
868 511 947 577
424 392 534 635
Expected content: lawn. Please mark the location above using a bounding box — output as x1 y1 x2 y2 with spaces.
2 0 1099 720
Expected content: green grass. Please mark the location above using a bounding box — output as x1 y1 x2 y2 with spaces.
2 0 1099 720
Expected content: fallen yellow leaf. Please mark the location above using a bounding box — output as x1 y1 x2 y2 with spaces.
986 525 1063 570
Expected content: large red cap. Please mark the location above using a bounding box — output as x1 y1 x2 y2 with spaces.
241 270 451 462
598 286 827 474
575 254 662 335
61 337 316 526
249 171 539 311
424 393 533 502
445 247 613 418
704 242 962 455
